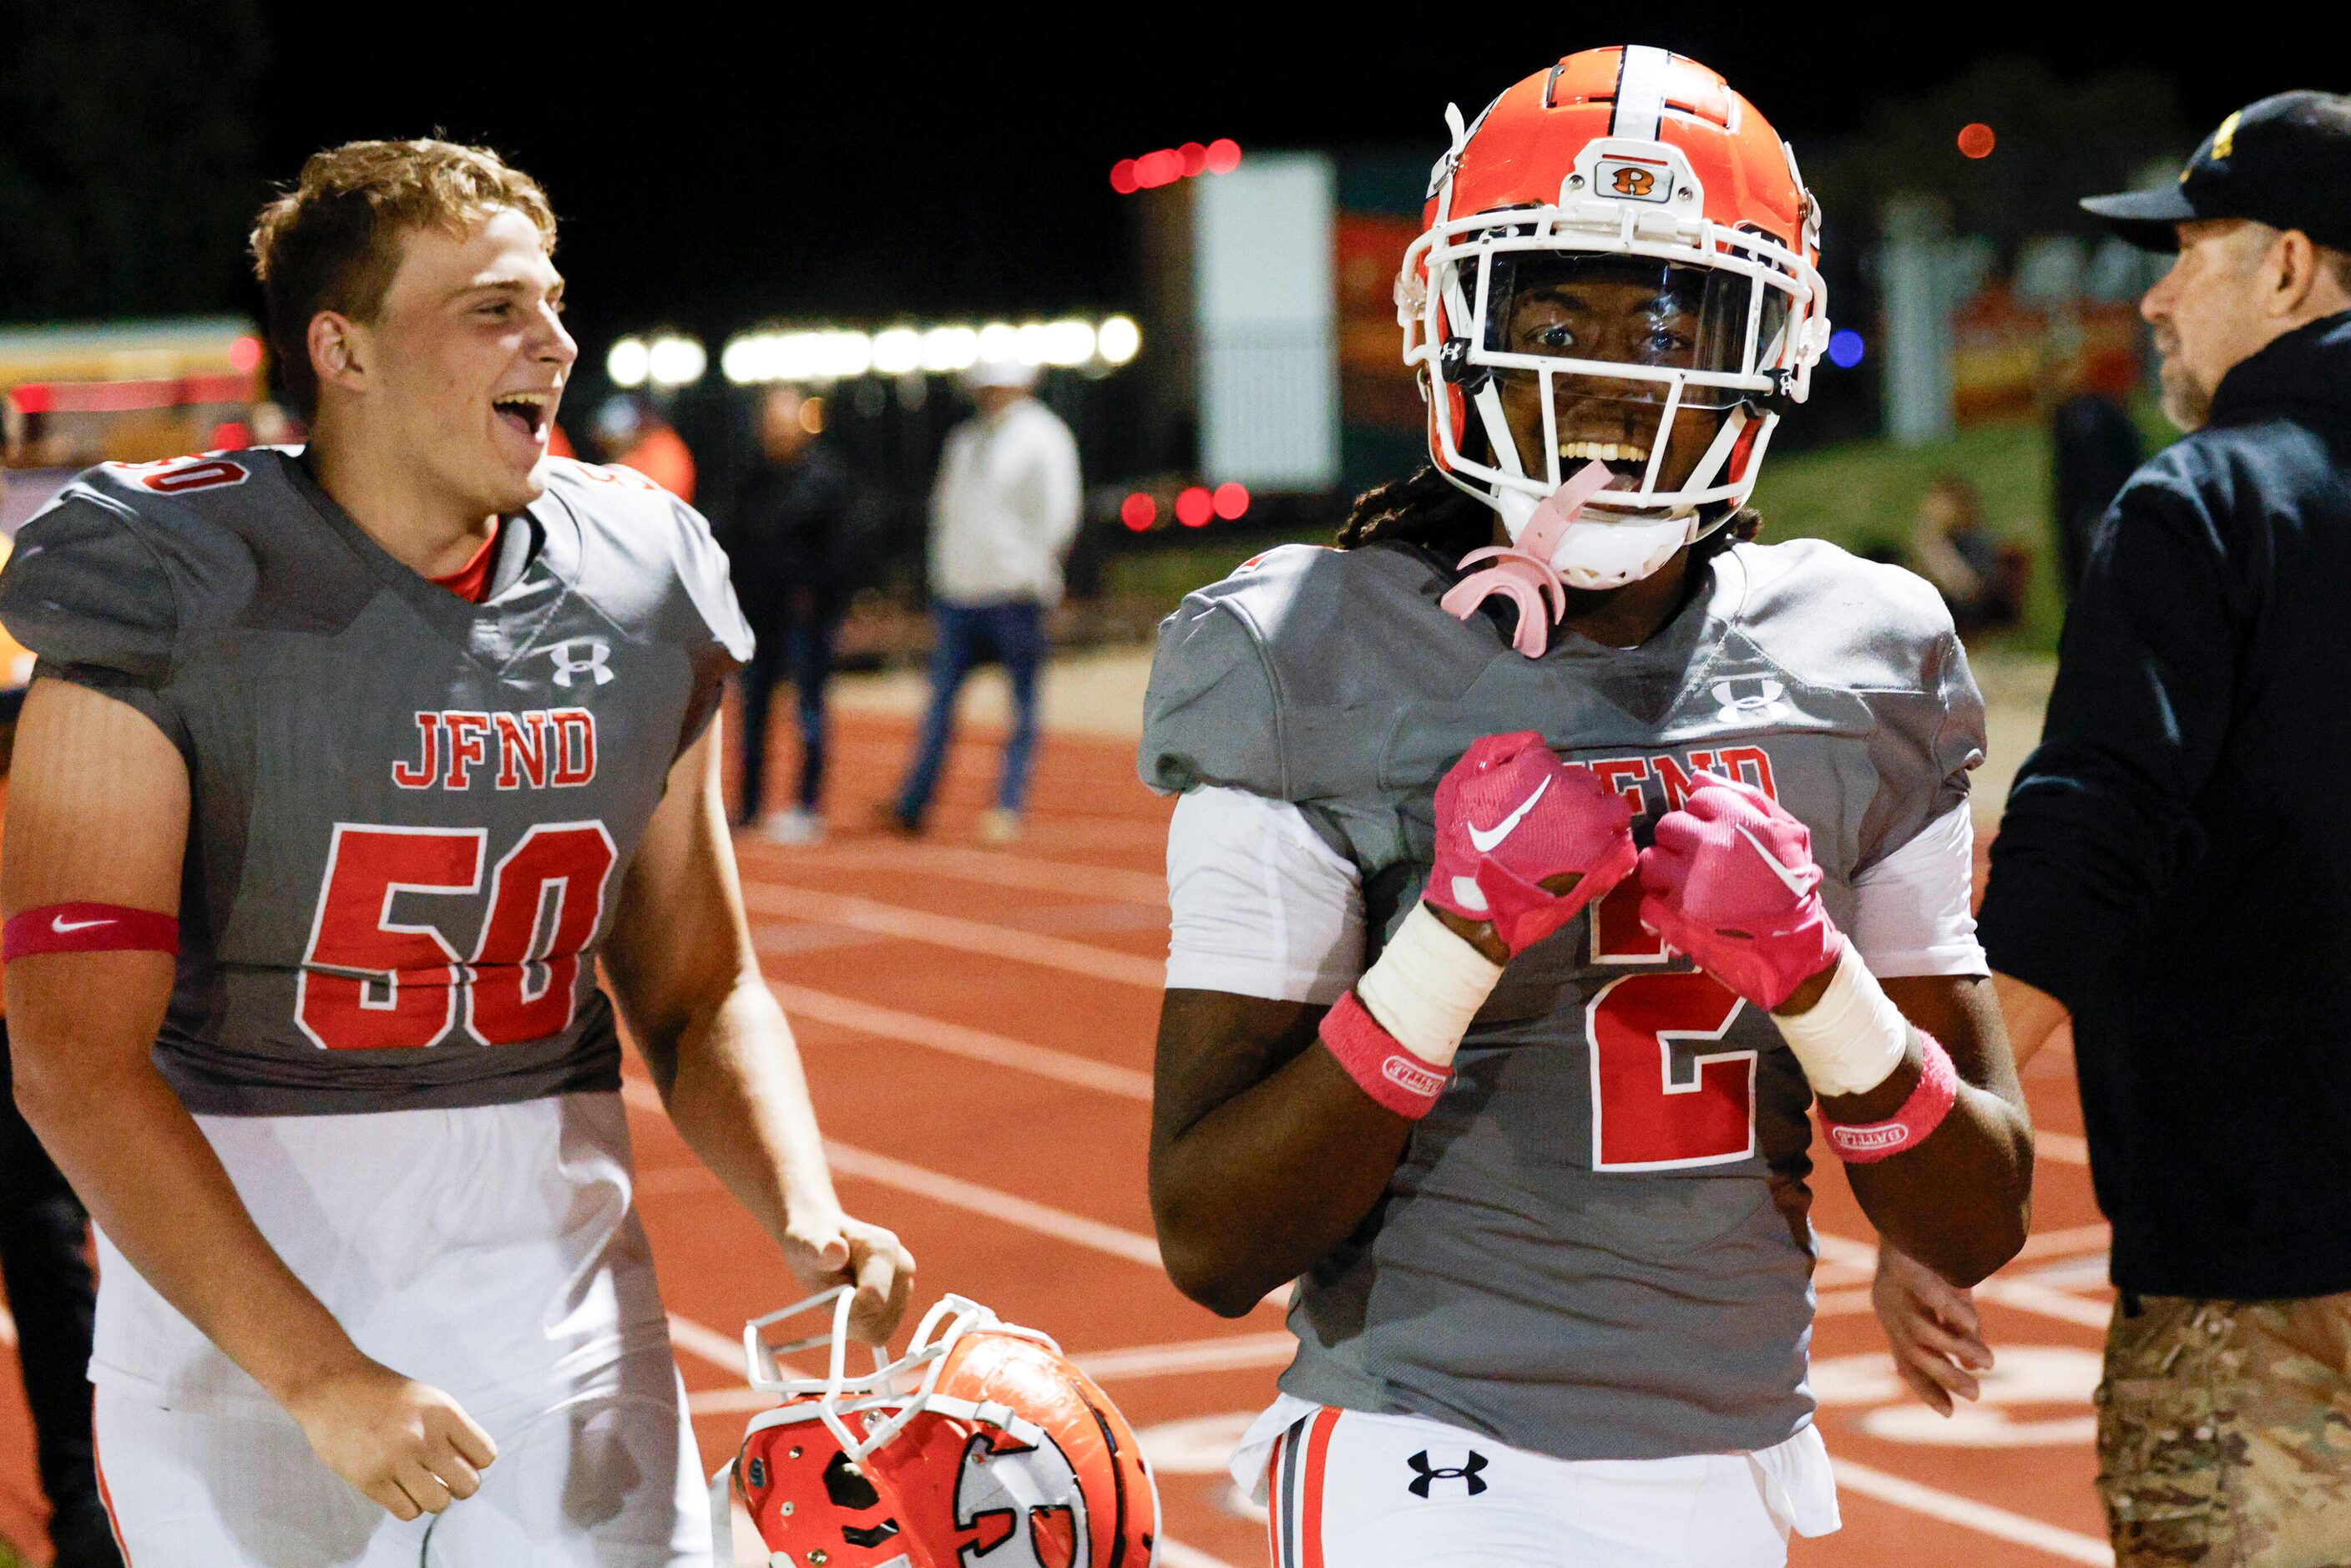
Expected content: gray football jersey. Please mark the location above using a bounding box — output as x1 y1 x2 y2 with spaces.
1140 536 1984 1461
0 450 751 1115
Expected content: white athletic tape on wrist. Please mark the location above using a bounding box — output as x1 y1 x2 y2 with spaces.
1770 943 1909 1098
1352 902 1505 1070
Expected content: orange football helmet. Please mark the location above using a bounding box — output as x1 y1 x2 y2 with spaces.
711 1288 1160 1568
1399 44 1830 587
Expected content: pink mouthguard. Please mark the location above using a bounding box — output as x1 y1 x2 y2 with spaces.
1437 460 1615 657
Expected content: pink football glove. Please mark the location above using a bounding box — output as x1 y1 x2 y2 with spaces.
1636 771 1843 1011
1423 731 1638 955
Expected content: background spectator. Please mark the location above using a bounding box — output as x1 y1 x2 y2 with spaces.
2050 358 2146 599
717 386 862 843
882 361 1079 846
590 393 695 502
1909 475 2025 637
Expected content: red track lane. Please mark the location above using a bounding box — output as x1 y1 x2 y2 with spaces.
0 707 2120 1565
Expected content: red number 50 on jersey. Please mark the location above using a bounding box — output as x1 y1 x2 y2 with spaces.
296 822 619 1050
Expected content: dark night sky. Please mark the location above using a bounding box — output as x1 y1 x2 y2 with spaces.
230 6 2304 356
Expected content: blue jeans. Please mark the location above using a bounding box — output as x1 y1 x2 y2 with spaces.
896 599 1044 823
737 602 842 820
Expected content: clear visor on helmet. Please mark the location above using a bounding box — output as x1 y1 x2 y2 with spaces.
1465 253 1789 497
1476 253 1787 410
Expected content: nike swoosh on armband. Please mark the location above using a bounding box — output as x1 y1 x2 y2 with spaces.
50 916 110 933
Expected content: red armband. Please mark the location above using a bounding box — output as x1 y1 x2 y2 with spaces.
4 903 179 960
1818 1029 1959 1164
1317 991 1452 1120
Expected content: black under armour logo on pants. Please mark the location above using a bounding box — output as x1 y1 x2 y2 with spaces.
1406 1449 1489 1498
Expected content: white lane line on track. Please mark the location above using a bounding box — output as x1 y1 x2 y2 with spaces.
742 883 1162 988
1158 1541 1239 1568
2013 1222 2111 1261
666 1313 746 1374
821 1141 1165 1267
2037 1130 2091 1164
769 980 1152 1100
1814 1231 2112 1329
1832 1456 2114 1564
796 842 1168 905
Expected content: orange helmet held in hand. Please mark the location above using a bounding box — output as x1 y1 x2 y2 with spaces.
712 1287 1160 1567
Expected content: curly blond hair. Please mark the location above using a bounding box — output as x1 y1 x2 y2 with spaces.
250 139 556 415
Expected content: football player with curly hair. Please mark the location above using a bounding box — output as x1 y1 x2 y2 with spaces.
1141 47 2034 1566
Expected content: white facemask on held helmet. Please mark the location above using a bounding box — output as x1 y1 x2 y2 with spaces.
1400 44 1830 590
710 1287 1160 1568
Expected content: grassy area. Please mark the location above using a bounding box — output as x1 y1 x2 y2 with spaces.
1750 419 2063 653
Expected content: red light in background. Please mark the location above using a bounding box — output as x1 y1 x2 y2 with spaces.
1211 482 1250 520
1120 492 1157 531
209 421 252 450
1110 139 1244 193
1175 487 1213 528
1957 123 1996 159
229 335 264 372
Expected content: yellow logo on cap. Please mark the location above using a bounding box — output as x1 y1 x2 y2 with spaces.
2211 109 2242 163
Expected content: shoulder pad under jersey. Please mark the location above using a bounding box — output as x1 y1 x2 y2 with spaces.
0 450 308 684
535 458 753 665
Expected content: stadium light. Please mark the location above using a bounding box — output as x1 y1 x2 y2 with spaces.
1120 493 1156 531
872 327 923 376
607 336 650 388
1958 123 1996 159
646 334 705 387
922 326 981 373
1096 316 1140 366
1175 487 1213 528
1212 482 1250 520
977 322 1018 363
1040 319 1095 367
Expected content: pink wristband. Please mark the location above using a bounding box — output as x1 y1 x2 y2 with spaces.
1819 1029 1959 1164
1318 991 1451 1120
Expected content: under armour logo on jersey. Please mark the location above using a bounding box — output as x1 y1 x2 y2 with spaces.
544 637 614 688
1713 677 1787 724
1406 1449 1489 1499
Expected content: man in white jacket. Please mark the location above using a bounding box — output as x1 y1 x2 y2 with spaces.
885 360 1081 843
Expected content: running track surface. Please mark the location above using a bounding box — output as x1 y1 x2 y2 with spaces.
0 706 2117 1566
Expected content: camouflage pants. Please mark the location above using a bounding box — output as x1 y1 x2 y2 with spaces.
2098 1292 2351 1565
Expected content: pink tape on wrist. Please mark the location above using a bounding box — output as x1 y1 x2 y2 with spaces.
1317 991 1451 1120
1820 1029 1959 1164
4 903 180 960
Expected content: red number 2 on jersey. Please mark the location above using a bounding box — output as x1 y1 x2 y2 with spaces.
296 822 618 1050
1583 878 1756 1171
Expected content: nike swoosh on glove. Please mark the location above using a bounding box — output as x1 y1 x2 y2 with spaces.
1423 731 1638 955
1635 771 1843 1011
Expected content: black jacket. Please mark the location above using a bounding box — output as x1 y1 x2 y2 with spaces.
1978 311 2351 1298
715 444 860 624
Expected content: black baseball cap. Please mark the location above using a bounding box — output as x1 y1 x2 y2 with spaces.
2082 90 2351 253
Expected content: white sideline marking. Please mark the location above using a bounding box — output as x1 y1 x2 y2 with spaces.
2036 1130 2090 1164
810 842 1168 905
1833 1455 2114 1564
743 883 1162 987
770 980 1152 1100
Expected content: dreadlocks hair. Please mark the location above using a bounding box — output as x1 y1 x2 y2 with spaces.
1336 465 1762 566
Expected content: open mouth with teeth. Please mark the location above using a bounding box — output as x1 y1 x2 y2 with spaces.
493 392 555 444
1557 438 1652 487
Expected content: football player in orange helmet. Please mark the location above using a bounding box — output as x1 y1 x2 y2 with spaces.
1141 44 2031 1567
713 1288 1160 1568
